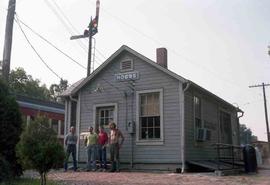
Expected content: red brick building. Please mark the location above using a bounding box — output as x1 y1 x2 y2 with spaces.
16 95 65 145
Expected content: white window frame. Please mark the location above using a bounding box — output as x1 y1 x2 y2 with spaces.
120 59 134 72
136 89 164 145
193 95 204 142
93 103 118 129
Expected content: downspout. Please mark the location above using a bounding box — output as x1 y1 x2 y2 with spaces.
237 109 244 119
180 82 191 173
236 108 244 146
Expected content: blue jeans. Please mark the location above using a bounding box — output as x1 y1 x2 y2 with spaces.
64 144 77 171
98 145 107 169
87 144 97 170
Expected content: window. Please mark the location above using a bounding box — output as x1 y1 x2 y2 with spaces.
139 92 160 140
98 106 114 127
51 119 59 134
194 96 202 129
60 120 64 135
120 60 133 71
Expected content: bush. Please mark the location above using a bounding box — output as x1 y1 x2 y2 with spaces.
0 155 12 182
17 116 65 185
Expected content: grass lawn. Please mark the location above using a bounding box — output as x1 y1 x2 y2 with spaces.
0 178 60 185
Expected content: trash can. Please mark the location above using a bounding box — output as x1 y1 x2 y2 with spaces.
243 145 257 173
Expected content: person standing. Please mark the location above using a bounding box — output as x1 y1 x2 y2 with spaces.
98 125 108 171
64 126 78 172
85 126 98 171
109 122 124 172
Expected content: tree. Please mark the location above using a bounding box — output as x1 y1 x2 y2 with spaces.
17 116 65 185
240 124 257 145
0 79 23 182
9 67 51 100
49 79 68 102
9 67 68 102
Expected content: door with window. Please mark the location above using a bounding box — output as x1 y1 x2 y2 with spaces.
96 106 115 129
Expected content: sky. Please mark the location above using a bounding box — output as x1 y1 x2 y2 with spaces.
0 0 270 141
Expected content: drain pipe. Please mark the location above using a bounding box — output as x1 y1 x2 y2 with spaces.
236 108 244 146
180 82 191 173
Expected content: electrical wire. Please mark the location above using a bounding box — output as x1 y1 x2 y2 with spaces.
17 18 86 70
15 14 63 80
43 0 88 53
91 1 249 94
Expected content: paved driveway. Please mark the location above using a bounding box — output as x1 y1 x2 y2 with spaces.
48 170 270 185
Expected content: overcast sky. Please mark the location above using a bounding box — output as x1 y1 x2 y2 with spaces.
1 0 270 141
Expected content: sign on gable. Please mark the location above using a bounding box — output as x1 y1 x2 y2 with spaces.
115 71 139 81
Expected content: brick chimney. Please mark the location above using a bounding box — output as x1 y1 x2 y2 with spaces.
156 48 167 68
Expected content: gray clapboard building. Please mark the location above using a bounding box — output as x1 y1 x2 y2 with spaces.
61 45 243 171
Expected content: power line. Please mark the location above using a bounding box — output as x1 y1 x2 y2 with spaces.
17 18 86 70
51 0 82 37
95 2 249 94
15 14 63 80
43 0 88 53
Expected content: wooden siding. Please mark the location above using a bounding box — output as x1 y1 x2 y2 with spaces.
184 87 239 160
77 51 183 164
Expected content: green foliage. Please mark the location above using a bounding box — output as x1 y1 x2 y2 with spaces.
49 79 68 102
17 116 65 185
0 79 23 181
0 155 12 182
9 68 51 100
240 124 257 145
9 67 68 102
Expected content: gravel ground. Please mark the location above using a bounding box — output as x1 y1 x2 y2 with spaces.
47 170 270 185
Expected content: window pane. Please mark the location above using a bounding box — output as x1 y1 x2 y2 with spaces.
148 128 154 139
154 117 160 127
194 96 201 119
109 110 114 118
101 110 104 117
105 110 109 117
195 118 202 128
105 118 109 126
141 128 147 139
52 119 58 134
141 106 146 116
60 120 64 135
100 118 105 125
141 117 147 128
141 95 146 105
155 128 160 138
148 117 153 127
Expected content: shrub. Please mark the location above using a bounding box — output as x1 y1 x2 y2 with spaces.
17 116 65 185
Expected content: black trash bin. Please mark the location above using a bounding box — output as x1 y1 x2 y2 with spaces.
243 145 257 173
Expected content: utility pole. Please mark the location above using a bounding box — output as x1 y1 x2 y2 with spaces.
2 0 16 82
249 83 270 150
70 0 100 77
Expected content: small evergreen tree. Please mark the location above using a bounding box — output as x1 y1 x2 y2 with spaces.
17 116 65 185
0 79 23 182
